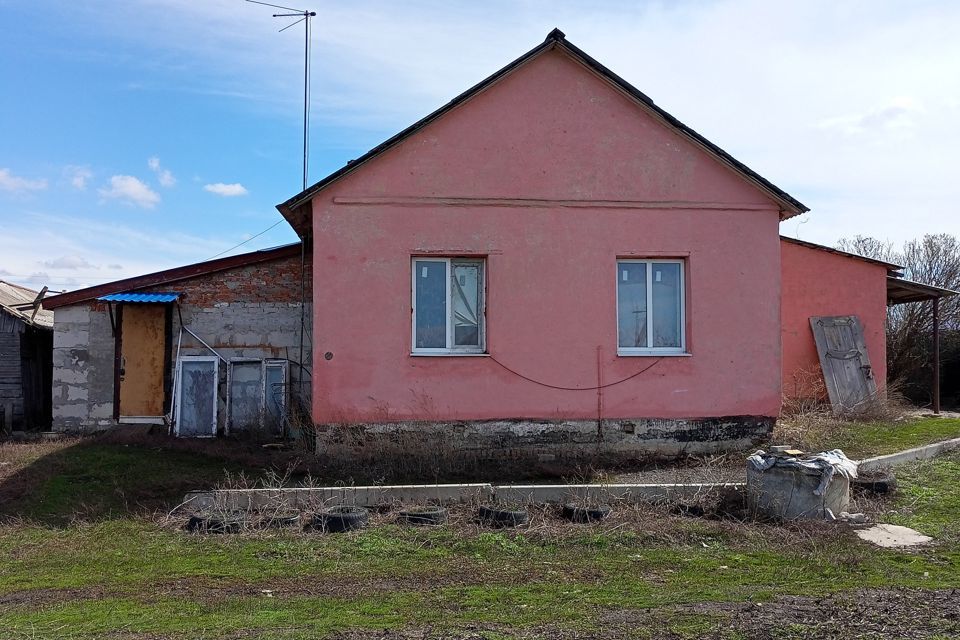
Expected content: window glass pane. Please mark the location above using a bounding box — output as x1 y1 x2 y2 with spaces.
652 263 682 348
452 262 481 347
415 260 447 348
617 262 647 348
178 359 216 437
265 363 286 434
229 361 262 432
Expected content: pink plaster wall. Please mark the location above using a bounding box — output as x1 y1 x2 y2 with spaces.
310 47 785 423
780 239 888 398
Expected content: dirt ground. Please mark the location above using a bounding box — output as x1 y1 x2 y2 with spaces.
325 588 960 639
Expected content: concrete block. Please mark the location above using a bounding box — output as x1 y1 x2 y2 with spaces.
746 466 849 520
66 386 89 402
54 368 89 385
90 402 114 419
54 329 90 349
55 403 88 419
54 306 90 323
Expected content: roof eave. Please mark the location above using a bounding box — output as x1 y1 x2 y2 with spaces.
887 276 960 305
780 235 904 274
43 243 303 310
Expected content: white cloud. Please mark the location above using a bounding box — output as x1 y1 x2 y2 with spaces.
64 165 93 190
0 168 47 193
0 211 243 291
98 175 161 208
5 0 959 256
204 182 248 197
818 97 924 137
41 255 98 270
148 156 176 187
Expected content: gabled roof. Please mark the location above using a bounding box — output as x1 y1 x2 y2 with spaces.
780 236 904 276
0 280 53 328
277 28 809 236
43 243 302 310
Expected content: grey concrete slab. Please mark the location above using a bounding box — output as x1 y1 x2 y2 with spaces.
492 483 742 504
855 523 932 548
183 483 495 511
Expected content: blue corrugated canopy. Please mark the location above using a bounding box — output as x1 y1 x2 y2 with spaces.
98 292 180 303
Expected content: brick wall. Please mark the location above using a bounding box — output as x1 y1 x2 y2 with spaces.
52 252 313 433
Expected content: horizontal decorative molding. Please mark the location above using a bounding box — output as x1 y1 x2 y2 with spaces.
332 196 779 211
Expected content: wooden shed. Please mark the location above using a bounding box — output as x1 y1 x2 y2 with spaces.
0 281 53 432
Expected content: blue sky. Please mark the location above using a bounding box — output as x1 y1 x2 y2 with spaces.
2 0 958 291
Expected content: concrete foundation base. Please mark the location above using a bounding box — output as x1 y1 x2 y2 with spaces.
315 416 774 471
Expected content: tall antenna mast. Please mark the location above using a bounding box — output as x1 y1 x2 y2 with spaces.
247 0 316 191
247 0 316 408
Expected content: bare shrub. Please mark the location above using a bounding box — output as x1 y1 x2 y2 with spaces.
839 233 960 408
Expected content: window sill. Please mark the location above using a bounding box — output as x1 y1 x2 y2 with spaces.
410 352 490 357
617 350 691 357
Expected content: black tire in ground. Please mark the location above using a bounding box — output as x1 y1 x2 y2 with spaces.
478 504 529 528
397 506 448 526
312 506 369 532
262 512 301 529
561 503 612 523
852 474 897 494
186 513 245 534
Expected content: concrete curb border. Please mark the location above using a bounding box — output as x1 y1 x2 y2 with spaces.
180 436 960 512
183 482 745 511
858 437 960 473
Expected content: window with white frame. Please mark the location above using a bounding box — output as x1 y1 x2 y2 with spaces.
616 259 685 354
412 257 485 354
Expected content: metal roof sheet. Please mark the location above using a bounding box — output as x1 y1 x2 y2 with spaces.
98 292 180 303
0 280 54 328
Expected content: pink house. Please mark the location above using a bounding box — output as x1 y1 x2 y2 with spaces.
276 29 819 458
39 30 952 450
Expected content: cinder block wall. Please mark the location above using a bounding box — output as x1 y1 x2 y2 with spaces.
51 254 312 432
51 304 116 431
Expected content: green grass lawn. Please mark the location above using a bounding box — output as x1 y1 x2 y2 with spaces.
828 417 960 459
775 415 960 460
0 429 959 639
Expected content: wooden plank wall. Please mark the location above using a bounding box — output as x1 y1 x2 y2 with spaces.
0 311 25 431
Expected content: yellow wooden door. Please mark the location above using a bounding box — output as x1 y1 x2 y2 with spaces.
119 305 166 417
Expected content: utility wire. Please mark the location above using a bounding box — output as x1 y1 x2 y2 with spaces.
205 219 286 260
488 356 662 391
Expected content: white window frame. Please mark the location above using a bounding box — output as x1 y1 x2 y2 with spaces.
616 258 687 356
174 355 220 438
264 359 289 433
225 358 289 435
411 257 486 355
225 358 265 435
